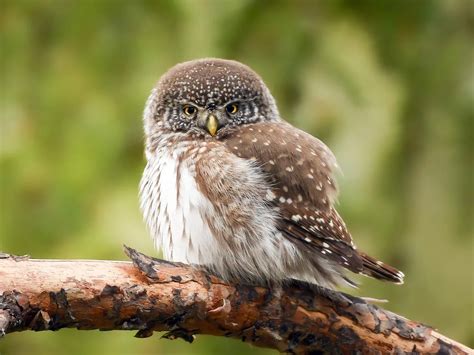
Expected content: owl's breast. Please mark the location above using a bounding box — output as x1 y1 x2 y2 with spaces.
140 141 300 283
140 145 218 265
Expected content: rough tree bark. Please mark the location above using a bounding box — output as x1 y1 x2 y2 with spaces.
0 247 471 354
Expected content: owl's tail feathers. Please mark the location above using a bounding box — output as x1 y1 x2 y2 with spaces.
358 252 405 284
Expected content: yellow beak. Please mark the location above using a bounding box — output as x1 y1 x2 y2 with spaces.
206 114 218 136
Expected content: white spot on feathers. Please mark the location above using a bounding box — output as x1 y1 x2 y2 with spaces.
291 215 302 222
266 190 276 201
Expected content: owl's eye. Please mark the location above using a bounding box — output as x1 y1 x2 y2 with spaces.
226 103 239 115
183 105 197 116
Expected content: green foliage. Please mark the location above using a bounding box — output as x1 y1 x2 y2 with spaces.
1 0 472 353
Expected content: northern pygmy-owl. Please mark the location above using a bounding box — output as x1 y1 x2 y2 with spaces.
140 58 404 288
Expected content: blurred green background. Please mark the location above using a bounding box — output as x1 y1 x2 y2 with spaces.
1 0 473 354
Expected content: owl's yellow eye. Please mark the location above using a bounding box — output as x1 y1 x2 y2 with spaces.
183 105 197 116
226 103 239 115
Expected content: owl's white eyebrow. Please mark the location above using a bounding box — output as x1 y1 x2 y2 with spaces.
246 96 260 102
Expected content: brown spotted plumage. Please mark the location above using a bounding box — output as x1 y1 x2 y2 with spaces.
140 58 404 288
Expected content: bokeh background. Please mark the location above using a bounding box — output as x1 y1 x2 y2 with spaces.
1 0 473 354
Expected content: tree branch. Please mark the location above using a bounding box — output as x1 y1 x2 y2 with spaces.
0 247 471 354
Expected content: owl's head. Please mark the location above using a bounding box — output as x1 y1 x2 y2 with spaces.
143 58 279 137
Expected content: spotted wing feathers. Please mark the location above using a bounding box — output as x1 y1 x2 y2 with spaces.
224 121 339 209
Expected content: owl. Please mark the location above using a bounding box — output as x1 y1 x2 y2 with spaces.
140 58 404 289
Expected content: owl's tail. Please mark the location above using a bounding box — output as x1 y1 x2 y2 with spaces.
359 252 405 284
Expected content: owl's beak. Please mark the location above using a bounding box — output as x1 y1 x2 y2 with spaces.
206 114 219 136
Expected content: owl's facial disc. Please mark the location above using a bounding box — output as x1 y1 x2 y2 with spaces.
145 58 280 137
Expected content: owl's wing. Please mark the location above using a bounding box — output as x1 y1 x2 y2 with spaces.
223 121 403 283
